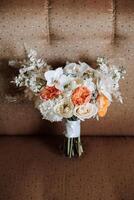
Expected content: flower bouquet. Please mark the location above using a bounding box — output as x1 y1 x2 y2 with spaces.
11 50 125 158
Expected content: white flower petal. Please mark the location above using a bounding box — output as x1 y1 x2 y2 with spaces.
44 67 63 87
84 78 96 92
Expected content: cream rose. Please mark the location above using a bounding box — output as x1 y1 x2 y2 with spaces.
54 99 74 118
74 103 98 120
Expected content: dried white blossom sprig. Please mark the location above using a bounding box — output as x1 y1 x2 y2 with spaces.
96 57 126 103
10 49 51 93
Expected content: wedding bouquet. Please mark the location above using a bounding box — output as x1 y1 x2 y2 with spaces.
11 50 126 158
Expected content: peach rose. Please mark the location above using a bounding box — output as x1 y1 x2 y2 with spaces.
40 86 61 100
72 86 91 105
97 94 110 117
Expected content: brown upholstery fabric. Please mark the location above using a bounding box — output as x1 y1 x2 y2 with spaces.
0 136 134 200
0 1 133 199
0 0 134 135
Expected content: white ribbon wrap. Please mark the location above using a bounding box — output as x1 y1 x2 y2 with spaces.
65 120 80 138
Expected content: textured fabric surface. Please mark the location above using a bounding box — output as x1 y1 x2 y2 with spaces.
0 0 134 135
0 136 134 200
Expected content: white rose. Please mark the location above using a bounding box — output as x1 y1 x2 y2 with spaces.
54 99 74 118
74 103 98 121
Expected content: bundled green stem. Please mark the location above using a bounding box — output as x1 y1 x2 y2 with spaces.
64 137 83 158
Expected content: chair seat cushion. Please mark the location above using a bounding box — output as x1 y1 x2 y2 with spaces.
0 136 134 200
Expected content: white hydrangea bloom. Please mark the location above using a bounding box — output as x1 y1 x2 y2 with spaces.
37 99 63 122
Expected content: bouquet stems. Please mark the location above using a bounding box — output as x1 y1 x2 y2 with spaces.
64 118 83 158
64 137 83 158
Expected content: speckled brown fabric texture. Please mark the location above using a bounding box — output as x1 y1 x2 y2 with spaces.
0 1 134 199
0 136 134 200
0 0 134 135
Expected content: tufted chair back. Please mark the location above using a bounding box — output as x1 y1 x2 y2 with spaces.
0 0 133 135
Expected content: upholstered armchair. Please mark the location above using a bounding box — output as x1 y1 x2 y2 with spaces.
0 0 134 199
